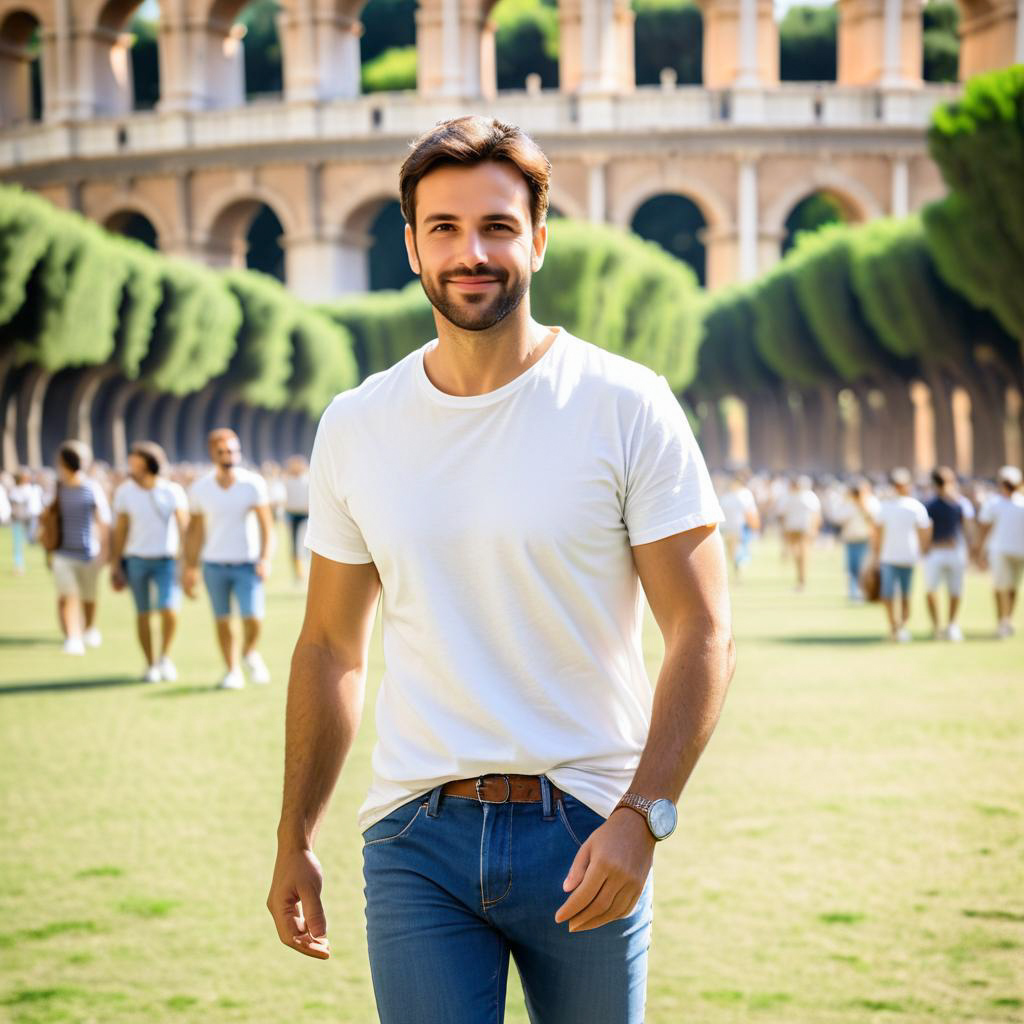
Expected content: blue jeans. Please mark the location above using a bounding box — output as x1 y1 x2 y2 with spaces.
11 520 28 571
362 779 653 1024
845 541 869 597
880 562 914 600
201 561 264 619
124 556 180 612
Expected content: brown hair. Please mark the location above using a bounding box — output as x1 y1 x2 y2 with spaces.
399 116 551 233
58 440 91 473
207 427 240 454
131 441 166 476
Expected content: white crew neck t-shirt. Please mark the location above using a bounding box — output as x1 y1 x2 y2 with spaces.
189 468 270 564
305 328 724 831
113 478 188 558
979 492 1024 557
878 495 930 565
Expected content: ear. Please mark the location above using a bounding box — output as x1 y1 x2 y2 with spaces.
531 220 548 273
404 223 421 276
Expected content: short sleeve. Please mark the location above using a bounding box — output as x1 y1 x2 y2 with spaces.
112 484 128 516
304 404 373 565
959 497 975 521
250 473 271 507
623 376 724 547
915 501 930 528
188 482 204 516
978 499 995 525
171 483 188 511
92 481 112 525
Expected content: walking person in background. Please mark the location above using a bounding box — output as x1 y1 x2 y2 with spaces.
283 456 311 583
109 442 189 682
923 466 974 642
184 428 274 689
873 467 931 643
8 469 44 574
836 478 880 602
719 474 760 579
976 465 1024 639
48 441 111 655
780 475 821 591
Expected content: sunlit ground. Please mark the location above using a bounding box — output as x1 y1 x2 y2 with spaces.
1 526 1021 1023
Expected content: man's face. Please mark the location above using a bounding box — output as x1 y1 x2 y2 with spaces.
405 161 546 332
211 436 241 470
128 453 148 482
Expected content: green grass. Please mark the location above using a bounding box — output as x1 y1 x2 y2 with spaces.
1 526 1021 1023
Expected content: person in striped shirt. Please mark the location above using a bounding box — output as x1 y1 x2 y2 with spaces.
49 441 111 655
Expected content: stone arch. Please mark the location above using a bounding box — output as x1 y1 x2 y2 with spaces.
196 185 299 270
0 5 47 125
630 192 710 285
762 167 883 239
611 177 730 237
93 194 172 248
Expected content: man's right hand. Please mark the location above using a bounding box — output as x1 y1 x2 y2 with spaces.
267 845 331 960
182 565 200 599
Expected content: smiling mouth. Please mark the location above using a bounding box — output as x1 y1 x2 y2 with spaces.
449 278 499 287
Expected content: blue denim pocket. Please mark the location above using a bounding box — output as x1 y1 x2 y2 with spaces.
556 795 607 848
362 796 428 847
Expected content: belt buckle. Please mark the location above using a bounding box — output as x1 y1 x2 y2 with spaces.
475 773 511 804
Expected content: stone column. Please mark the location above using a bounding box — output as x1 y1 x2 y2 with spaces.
958 0 1021 79
416 0 492 97
703 226 739 293
0 29 38 125
890 157 909 217
72 24 134 118
558 0 634 93
16 366 52 469
737 154 759 282
284 229 370 299
697 0 777 88
585 157 607 223
837 0 922 86
67 365 120 453
279 5 362 102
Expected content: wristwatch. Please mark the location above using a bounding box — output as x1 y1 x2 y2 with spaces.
614 792 677 841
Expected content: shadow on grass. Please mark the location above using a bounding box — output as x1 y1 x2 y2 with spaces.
760 634 886 646
0 675 139 697
146 684 221 698
0 634 63 647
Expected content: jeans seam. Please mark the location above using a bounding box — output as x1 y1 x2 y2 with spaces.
556 799 584 848
363 805 424 847
481 803 513 908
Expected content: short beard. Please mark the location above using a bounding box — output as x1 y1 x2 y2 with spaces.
418 261 530 332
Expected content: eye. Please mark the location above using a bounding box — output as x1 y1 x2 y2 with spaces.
432 223 454 232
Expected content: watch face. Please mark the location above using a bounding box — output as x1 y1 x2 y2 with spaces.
648 799 677 840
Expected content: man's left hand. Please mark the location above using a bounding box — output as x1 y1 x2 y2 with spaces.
256 556 272 580
554 808 655 933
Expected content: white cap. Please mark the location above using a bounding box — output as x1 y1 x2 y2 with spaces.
998 465 1023 488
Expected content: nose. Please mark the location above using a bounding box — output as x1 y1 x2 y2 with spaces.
459 229 488 269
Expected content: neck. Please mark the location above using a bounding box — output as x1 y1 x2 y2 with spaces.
216 465 236 484
424 300 557 397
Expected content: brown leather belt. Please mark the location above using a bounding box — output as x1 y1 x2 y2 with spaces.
440 773 564 804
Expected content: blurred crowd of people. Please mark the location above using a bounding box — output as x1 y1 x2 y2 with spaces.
714 464 1024 642
0 432 310 687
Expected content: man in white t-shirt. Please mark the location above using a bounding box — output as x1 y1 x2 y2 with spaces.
976 465 1024 638
873 467 931 642
184 428 274 689
266 117 734 1023
780 476 821 591
718 474 760 577
110 442 189 682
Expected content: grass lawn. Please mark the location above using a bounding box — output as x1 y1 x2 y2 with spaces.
0 525 1021 1023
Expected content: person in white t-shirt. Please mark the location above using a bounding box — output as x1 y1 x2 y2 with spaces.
283 456 311 583
718 474 760 577
184 428 274 689
873 467 931 642
7 468 43 574
976 465 1024 638
780 476 821 591
834 479 881 601
110 442 189 683
266 116 734 1023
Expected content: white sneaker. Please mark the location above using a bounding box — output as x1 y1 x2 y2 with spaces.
63 636 86 656
896 627 912 643
217 669 245 690
243 651 271 685
143 664 162 683
83 627 102 648
947 623 963 643
158 656 178 682
996 620 1014 639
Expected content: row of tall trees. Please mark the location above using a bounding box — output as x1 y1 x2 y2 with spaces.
693 65 1024 475
0 186 357 468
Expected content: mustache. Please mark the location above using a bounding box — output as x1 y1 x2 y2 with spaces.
442 267 507 283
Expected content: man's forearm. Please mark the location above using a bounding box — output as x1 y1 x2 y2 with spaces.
626 620 735 806
184 523 203 568
277 639 366 851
